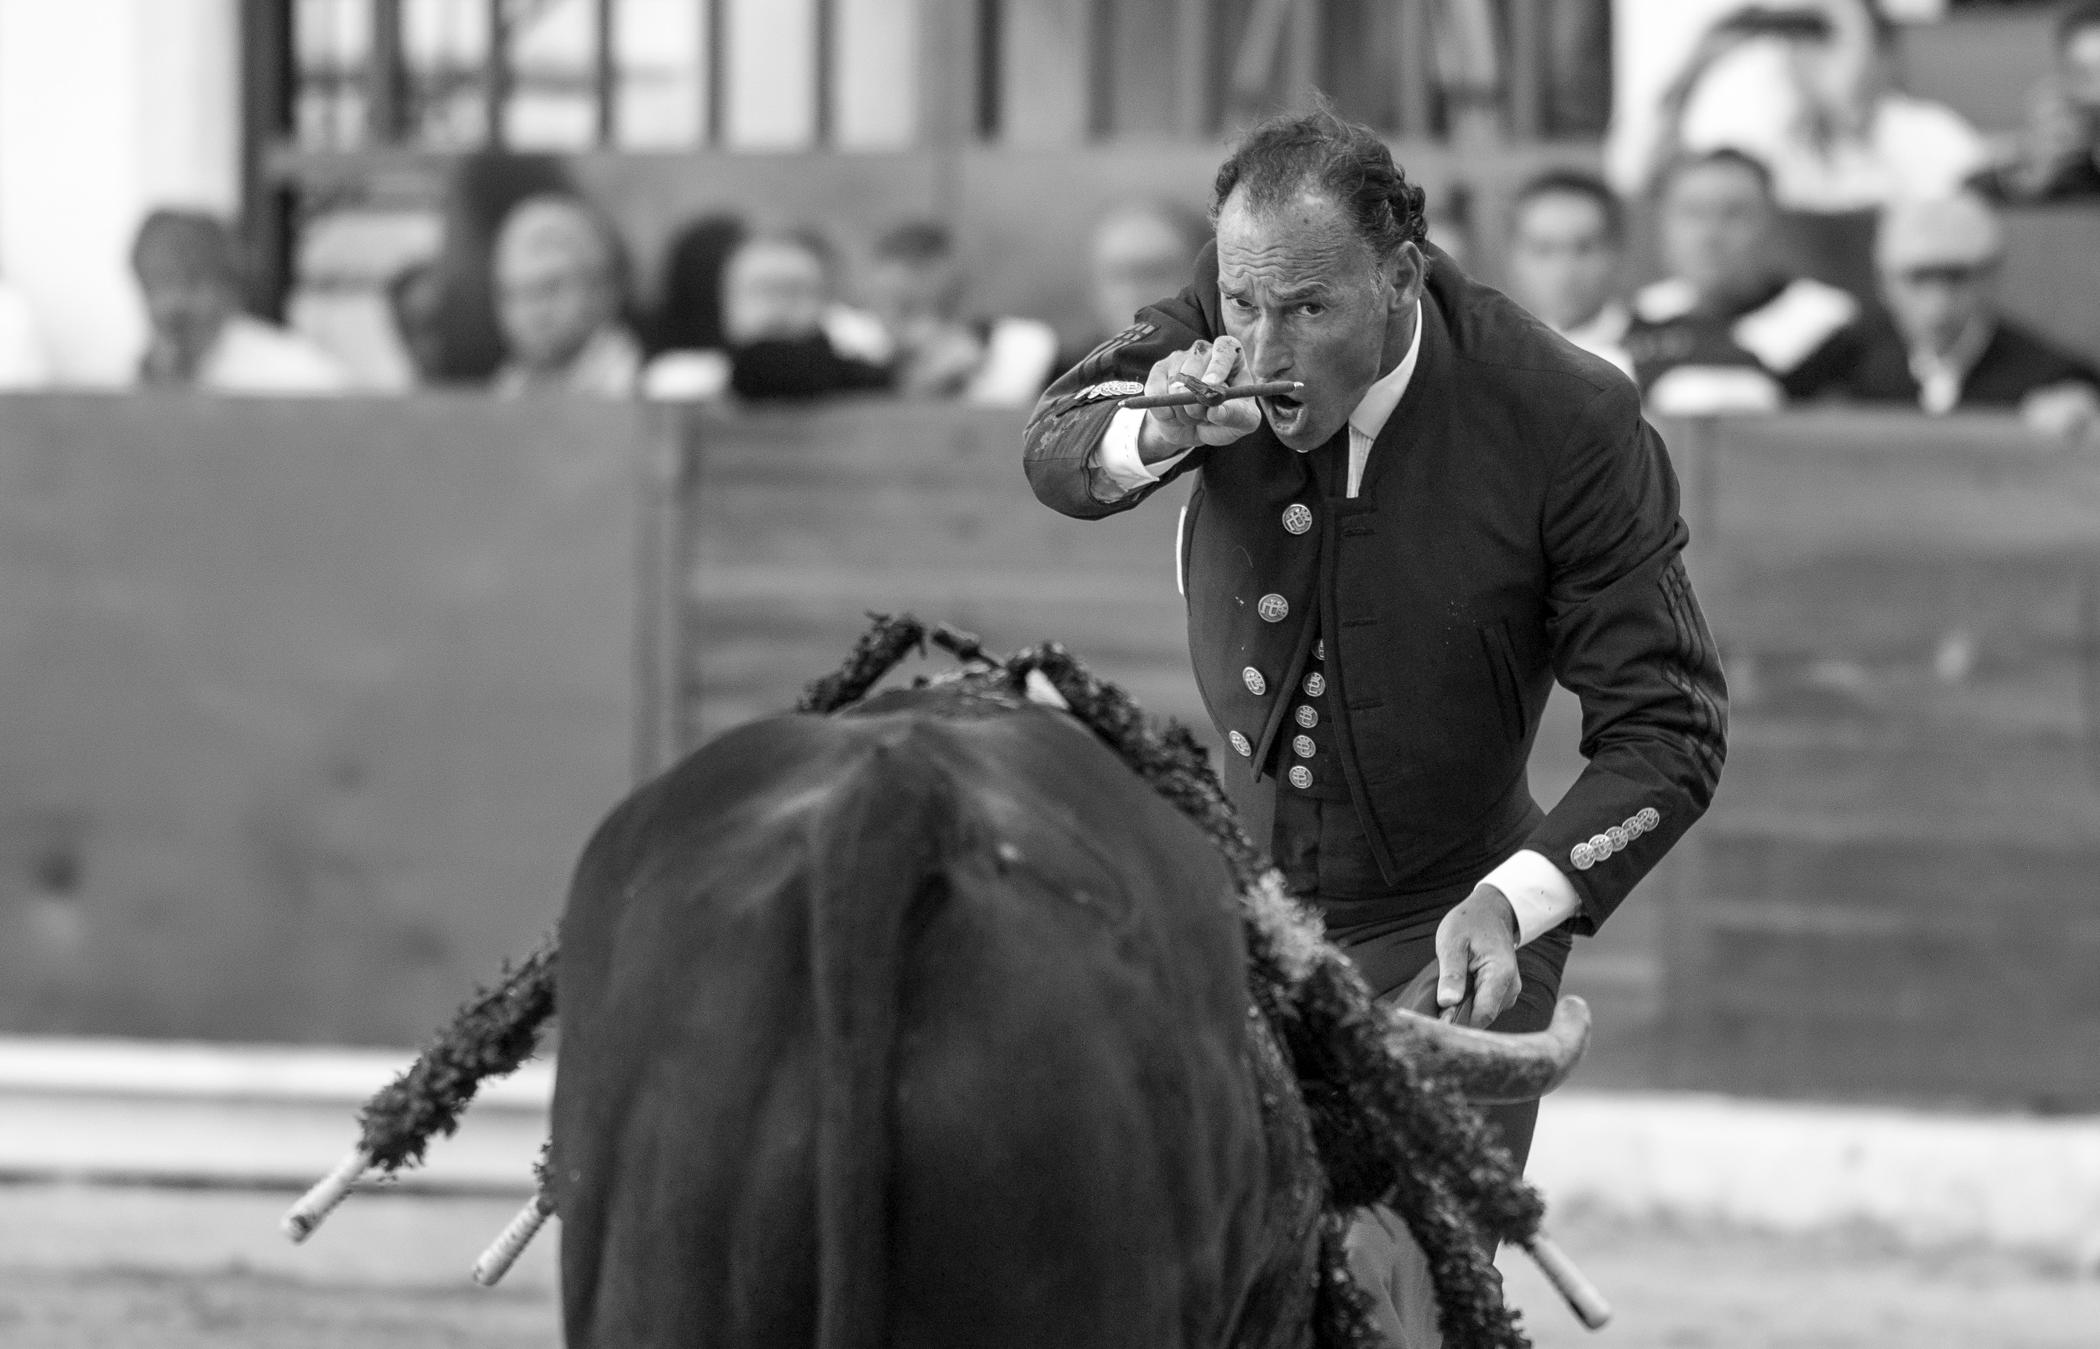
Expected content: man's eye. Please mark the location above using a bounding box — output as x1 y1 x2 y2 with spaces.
1224 294 1253 311
1297 303 1323 317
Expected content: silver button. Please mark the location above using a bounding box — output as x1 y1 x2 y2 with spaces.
1229 730 1251 757
1607 825 1629 850
1637 807 1661 831
1313 638 1325 661
1288 765 1313 789
1282 504 1313 535
1292 734 1316 759
1303 672 1326 698
1257 593 1289 623
1589 831 1614 858
1242 667 1266 696
1295 705 1318 729
1571 842 1596 870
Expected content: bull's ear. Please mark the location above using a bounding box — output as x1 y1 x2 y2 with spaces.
1022 669 1071 710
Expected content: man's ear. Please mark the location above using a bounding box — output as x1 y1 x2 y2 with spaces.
1386 241 1426 311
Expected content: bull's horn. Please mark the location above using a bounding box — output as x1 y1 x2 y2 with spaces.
1380 995 1592 1104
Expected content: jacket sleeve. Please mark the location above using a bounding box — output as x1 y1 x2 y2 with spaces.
1527 379 1728 934
1022 287 1218 520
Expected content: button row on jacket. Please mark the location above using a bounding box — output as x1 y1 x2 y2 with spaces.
1570 807 1664 870
1258 593 1288 622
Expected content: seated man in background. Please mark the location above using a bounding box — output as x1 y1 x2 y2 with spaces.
1628 0 1986 214
706 229 890 401
1504 168 1634 379
491 194 642 396
1626 148 1860 416
133 209 346 393
1799 192 2100 442
1061 199 1209 370
863 222 1058 405
1975 1 2100 203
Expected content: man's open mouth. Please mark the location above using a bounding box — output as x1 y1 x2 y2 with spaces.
1263 392 1305 418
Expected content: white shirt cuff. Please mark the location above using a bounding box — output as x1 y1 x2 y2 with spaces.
1481 849 1581 946
1090 406 1190 501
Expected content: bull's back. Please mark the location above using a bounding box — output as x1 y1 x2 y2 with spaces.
552 703 1303 1348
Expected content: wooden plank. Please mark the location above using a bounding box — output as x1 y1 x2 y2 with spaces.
1703 412 2100 556
1662 832 2100 1108
0 395 643 1045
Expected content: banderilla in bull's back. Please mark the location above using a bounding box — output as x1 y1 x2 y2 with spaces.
279 613 1610 1345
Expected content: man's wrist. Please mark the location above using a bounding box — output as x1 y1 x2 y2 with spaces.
1135 413 1185 464
1472 883 1521 945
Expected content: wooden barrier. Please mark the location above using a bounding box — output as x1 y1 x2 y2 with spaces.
4 392 2096 1106
0 394 643 1045
641 399 1200 760
1659 411 2100 1108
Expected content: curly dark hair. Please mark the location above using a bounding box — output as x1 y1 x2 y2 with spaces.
1210 101 1430 257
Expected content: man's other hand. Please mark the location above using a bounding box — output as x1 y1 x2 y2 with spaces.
1433 883 1522 1029
2021 381 2100 447
1137 336 1263 461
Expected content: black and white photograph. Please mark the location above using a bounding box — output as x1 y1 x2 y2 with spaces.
1 1 2097 1345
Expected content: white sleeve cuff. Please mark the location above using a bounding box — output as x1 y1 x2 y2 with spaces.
1091 406 1189 501
1482 849 1581 946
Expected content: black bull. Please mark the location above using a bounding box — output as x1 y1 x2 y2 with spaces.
551 688 1584 1348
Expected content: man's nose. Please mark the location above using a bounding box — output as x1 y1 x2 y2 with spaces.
1246 317 1291 380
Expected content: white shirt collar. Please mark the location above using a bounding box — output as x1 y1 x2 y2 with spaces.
1347 300 1424 445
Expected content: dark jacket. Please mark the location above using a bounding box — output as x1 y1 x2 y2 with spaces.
1023 244 1727 935
1795 307 2100 409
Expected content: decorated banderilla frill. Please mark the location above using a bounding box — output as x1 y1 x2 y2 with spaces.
279 935 557 1250
281 612 1609 1346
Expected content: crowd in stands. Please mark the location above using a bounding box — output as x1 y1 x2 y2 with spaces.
2 0 2097 442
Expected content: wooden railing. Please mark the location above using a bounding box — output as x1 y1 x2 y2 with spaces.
3 393 2095 1106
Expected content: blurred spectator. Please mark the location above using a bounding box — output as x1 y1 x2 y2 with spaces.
1632 0 1987 214
426 152 576 383
1799 192 2100 441
384 260 447 386
490 194 642 398
1625 149 1861 415
1974 2 2100 203
650 214 746 356
1504 169 1634 378
1063 200 1209 368
863 222 1059 406
0 276 52 389
132 210 347 394
694 229 890 402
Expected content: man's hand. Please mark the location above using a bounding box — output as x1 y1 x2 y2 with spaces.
2021 382 2100 447
1136 336 1263 463
1433 883 1522 1029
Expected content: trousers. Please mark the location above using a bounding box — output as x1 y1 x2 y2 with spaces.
1272 792 1573 1347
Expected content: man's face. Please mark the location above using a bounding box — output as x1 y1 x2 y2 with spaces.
1506 191 1620 332
865 257 962 353
723 241 828 346
1090 212 1195 336
2062 25 2100 119
1660 161 1775 307
495 239 612 373
136 251 237 372
1877 199 2004 358
1214 187 1414 452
